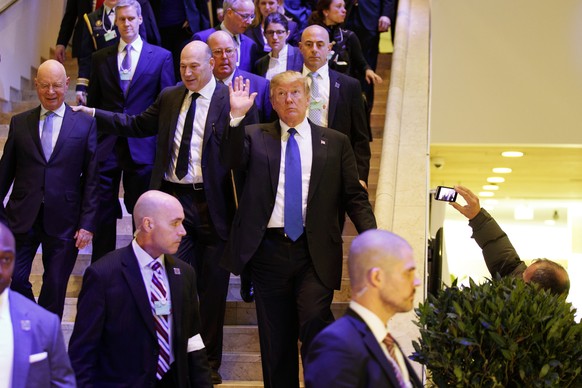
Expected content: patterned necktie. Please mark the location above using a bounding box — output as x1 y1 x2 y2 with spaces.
284 128 303 241
150 260 171 380
308 72 323 125
120 44 132 94
41 111 55 160
175 92 200 179
383 333 408 387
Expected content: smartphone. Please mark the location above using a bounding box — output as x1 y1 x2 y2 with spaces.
435 186 458 202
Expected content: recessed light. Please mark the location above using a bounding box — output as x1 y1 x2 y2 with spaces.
492 167 512 173
487 177 505 183
501 151 524 157
478 191 495 197
483 185 499 191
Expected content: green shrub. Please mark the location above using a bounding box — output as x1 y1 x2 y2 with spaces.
411 276 582 387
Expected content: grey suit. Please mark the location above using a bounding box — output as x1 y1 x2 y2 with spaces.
8 290 76 388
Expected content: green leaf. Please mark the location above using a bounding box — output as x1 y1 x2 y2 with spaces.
539 364 550 378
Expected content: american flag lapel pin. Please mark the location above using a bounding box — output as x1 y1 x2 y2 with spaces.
335 82 340 89
174 268 181 275
21 320 31 331
321 139 326 145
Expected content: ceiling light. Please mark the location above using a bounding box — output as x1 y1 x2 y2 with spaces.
487 177 505 183
492 167 512 173
501 151 524 157
483 185 499 191
478 191 495 197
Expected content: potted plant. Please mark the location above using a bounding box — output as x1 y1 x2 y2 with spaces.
411 276 582 387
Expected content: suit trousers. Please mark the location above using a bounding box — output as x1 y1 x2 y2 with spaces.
91 139 153 262
10 205 78 319
251 229 335 388
161 181 230 373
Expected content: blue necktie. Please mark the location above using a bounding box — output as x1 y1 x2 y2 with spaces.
41 111 55 160
284 128 303 241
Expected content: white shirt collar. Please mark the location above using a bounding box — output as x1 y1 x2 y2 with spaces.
119 35 143 53
0 288 9 319
302 62 329 78
349 300 389 344
270 43 289 59
40 103 66 118
131 239 165 271
279 117 310 140
189 76 216 101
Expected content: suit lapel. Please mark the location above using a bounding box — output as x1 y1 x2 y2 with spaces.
204 84 227 151
130 42 151 89
346 309 407 387
105 45 122 93
306 123 327 204
27 107 44 160
120 246 156 337
9 291 31 388
50 105 74 161
263 122 282 197
327 70 340 126
164 255 183 343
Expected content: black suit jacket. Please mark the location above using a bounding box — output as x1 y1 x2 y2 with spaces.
88 40 174 164
220 120 376 289
68 244 212 387
254 45 304 78
55 0 93 57
327 69 371 183
94 82 258 241
305 309 423 388
0 105 99 236
346 0 396 32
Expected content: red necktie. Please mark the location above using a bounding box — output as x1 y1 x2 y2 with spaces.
382 333 408 387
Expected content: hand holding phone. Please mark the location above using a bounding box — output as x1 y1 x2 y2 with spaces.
435 186 457 202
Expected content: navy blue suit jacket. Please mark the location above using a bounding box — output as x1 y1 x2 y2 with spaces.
305 309 423 388
192 27 259 73
346 0 396 32
220 120 376 289
68 244 212 387
253 45 304 78
8 290 76 388
0 105 99 236
94 82 259 241
88 41 174 164
150 0 210 33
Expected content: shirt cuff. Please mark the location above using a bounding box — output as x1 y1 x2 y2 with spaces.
187 334 205 352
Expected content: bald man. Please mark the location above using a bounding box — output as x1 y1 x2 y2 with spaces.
74 41 259 382
69 190 212 387
304 229 423 387
0 223 76 387
0 59 99 319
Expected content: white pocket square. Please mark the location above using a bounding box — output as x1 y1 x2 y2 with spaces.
29 352 47 363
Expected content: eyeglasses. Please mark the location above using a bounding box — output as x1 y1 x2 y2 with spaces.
265 30 287 37
230 9 255 21
212 48 237 58
38 82 65 90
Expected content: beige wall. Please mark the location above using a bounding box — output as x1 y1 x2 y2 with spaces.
430 0 582 145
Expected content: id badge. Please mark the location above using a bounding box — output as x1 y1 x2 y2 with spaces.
120 71 132 81
104 30 117 41
154 299 171 315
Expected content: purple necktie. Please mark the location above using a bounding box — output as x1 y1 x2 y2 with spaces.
150 260 171 380
120 44 132 95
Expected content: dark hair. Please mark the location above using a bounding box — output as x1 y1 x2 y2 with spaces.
529 259 570 296
308 0 333 26
263 12 289 31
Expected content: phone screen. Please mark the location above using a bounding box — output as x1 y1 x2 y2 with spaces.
435 186 457 202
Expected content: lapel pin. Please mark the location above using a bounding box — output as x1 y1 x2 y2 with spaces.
335 82 340 88
321 140 326 145
21 320 31 331
174 268 181 275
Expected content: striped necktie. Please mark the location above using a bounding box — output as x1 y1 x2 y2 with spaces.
150 260 171 380
383 333 408 387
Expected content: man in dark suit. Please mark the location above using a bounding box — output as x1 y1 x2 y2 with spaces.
75 40 258 384
192 0 259 73
208 30 272 122
150 0 211 81
221 71 377 387
0 59 99 319
68 190 212 387
0 223 76 388
87 0 174 261
54 0 93 64
254 12 303 79
299 25 371 186
304 229 423 387
77 0 160 104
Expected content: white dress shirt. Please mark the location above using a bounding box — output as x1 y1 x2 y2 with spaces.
267 118 313 228
350 301 413 386
302 63 330 127
39 103 66 150
0 288 14 388
265 44 289 81
165 77 216 184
